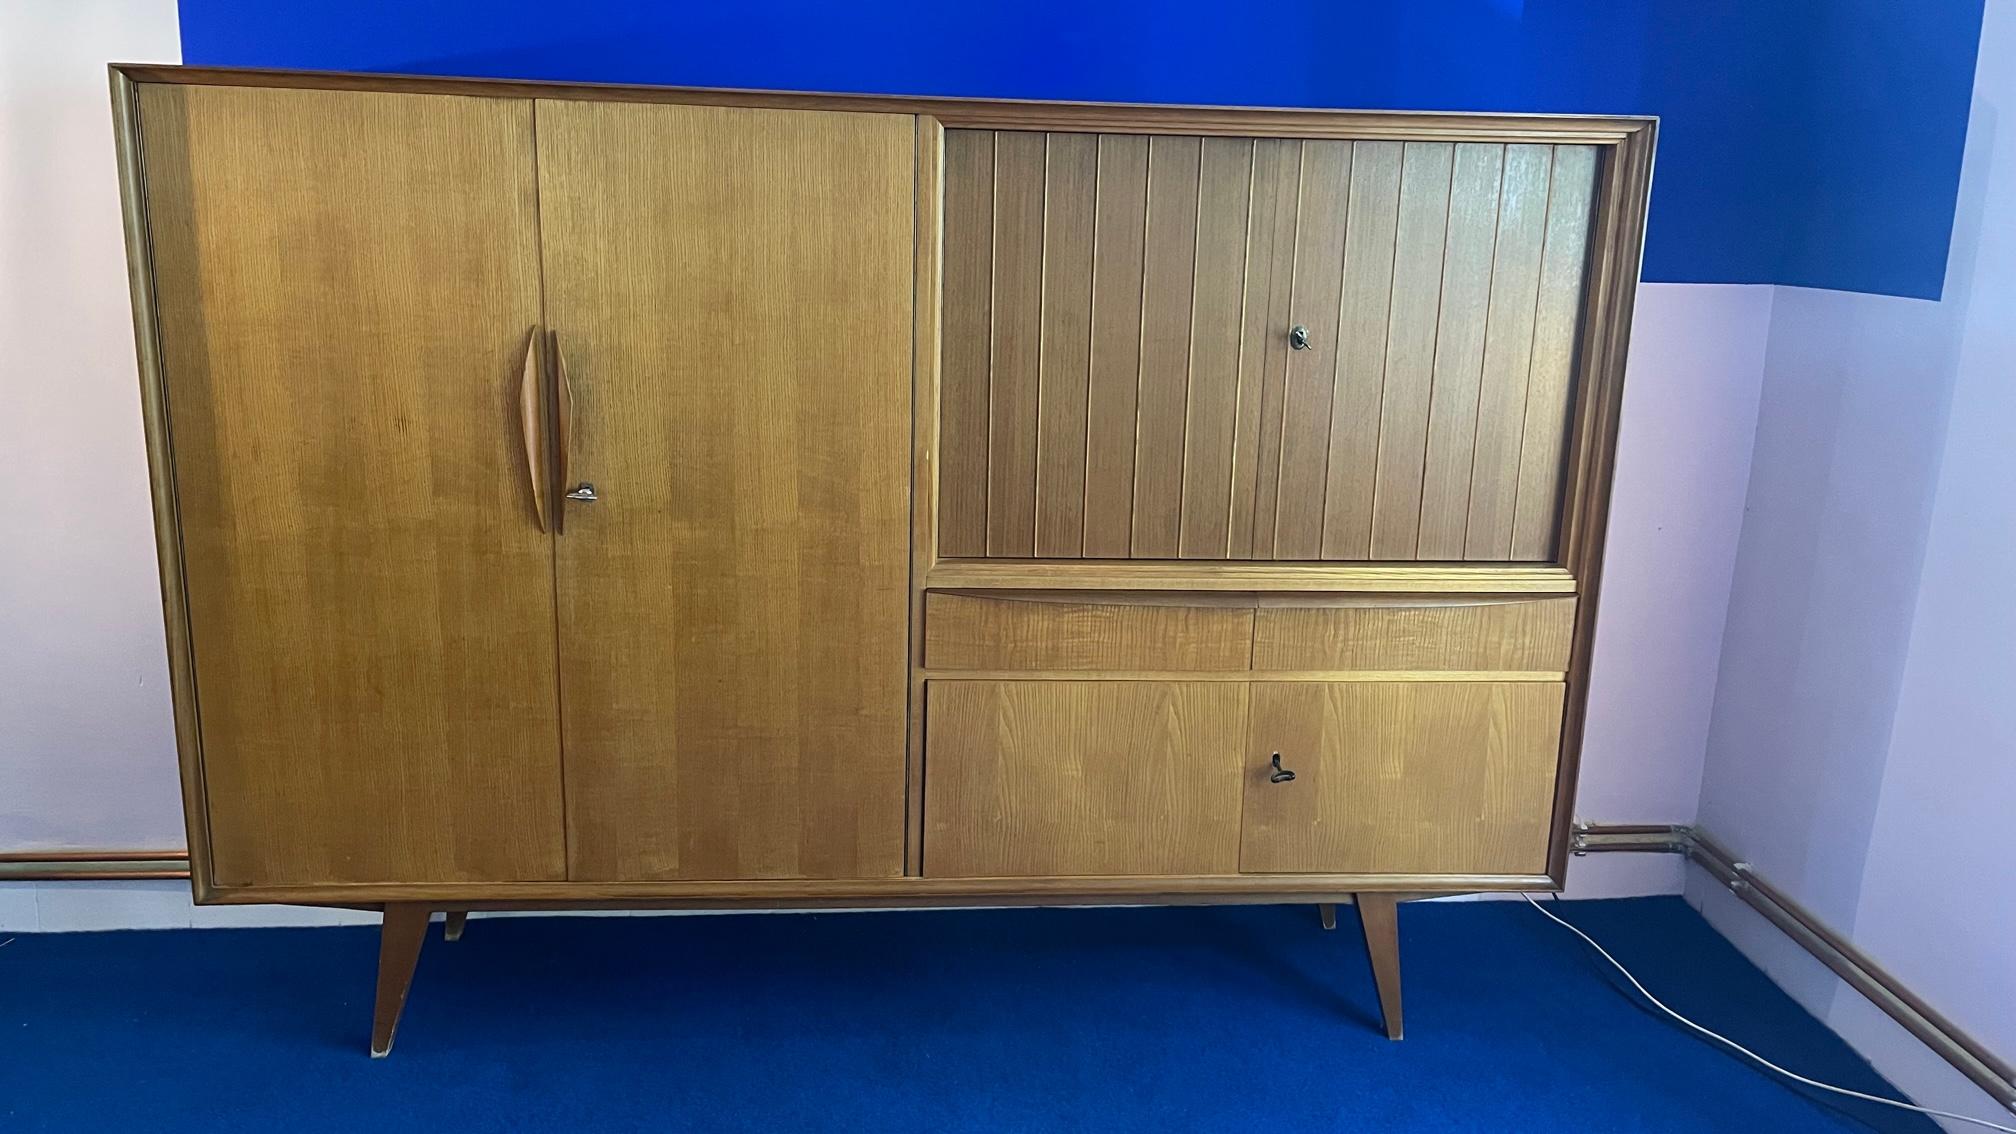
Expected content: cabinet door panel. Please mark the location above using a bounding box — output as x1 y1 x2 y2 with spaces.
938 131 1599 563
1240 683 1562 875
140 84 563 886
925 682 1247 877
536 100 914 881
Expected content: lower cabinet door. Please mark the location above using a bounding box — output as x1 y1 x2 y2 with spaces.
1239 682 1564 875
924 682 1248 877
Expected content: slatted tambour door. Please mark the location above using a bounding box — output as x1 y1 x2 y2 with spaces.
938 130 1601 562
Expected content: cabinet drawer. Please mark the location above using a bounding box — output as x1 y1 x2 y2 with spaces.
1240 682 1563 875
923 681 1246 876
1251 597 1574 672
924 592 1253 671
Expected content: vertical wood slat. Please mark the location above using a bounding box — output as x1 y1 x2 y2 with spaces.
1369 142 1455 559
1228 139 1300 559
1416 143 1506 558
1464 144 1553 558
1320 141 1404 559
1271 141 1353 559
1083 134 1150 557
1130 136 1203 558
1512 145 1599 560
937 131 993 557
1178 138 1255 558
1245 141 1305 558
985 131 1046 556
1033 134 1097 556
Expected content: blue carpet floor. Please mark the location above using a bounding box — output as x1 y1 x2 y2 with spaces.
0 897 1935 1132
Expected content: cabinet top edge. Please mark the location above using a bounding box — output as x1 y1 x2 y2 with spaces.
108 64 1656 143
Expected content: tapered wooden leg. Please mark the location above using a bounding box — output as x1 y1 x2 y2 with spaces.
371 904 430 1058
442 911 468 942
1355 892 1403 1040
1318 903 1337 931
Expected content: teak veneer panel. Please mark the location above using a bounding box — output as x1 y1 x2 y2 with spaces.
923 593 1254 671
117 65 1656 920
937 130 1603 563
535 99 914 881
925 682 1247 877
1240 682 1564 875
137 83 566 887
1251 597 1576 672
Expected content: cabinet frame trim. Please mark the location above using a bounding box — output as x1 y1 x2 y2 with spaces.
112 68 220 901
112 64 1653 144
111 63 1655 901
184 873 1555 906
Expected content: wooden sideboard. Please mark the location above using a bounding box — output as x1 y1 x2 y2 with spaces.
110 64 1654 1055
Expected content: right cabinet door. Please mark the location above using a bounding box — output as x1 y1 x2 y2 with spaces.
534 99 916 882
1239 682 1564 875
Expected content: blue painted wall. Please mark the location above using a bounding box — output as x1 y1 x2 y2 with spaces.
177 0 1983 299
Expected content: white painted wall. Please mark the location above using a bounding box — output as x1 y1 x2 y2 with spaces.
0 0 183 852
1690 2 2016 1127
1564 282 1772 898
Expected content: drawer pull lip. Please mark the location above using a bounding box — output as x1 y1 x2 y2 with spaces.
1269 752 1297 784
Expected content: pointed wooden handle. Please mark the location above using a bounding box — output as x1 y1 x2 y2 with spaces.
552 330 574 533
518 327 549 533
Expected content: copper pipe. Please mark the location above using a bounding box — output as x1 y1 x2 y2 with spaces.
0 849 188 863
0 851 191 881
1576 822 2016 1113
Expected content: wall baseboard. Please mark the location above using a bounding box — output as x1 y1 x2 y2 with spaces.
1575 822 2016 1116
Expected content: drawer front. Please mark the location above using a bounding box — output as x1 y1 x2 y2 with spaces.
924 592 1253 671
1240 682 1563 875
1251 597 1574 672
923 681 1247 876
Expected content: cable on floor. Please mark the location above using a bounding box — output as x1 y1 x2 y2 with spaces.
1522 893 2016 1134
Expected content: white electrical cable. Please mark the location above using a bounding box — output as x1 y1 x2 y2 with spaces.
1521 893 2016 1134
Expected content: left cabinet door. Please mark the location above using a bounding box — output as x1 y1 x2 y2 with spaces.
139 84 566 887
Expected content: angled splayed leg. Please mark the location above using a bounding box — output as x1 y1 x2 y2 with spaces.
370 904 430 1058
1355 893 1403 1040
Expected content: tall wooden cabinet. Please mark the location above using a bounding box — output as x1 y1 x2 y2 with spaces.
113 65 1654 1056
